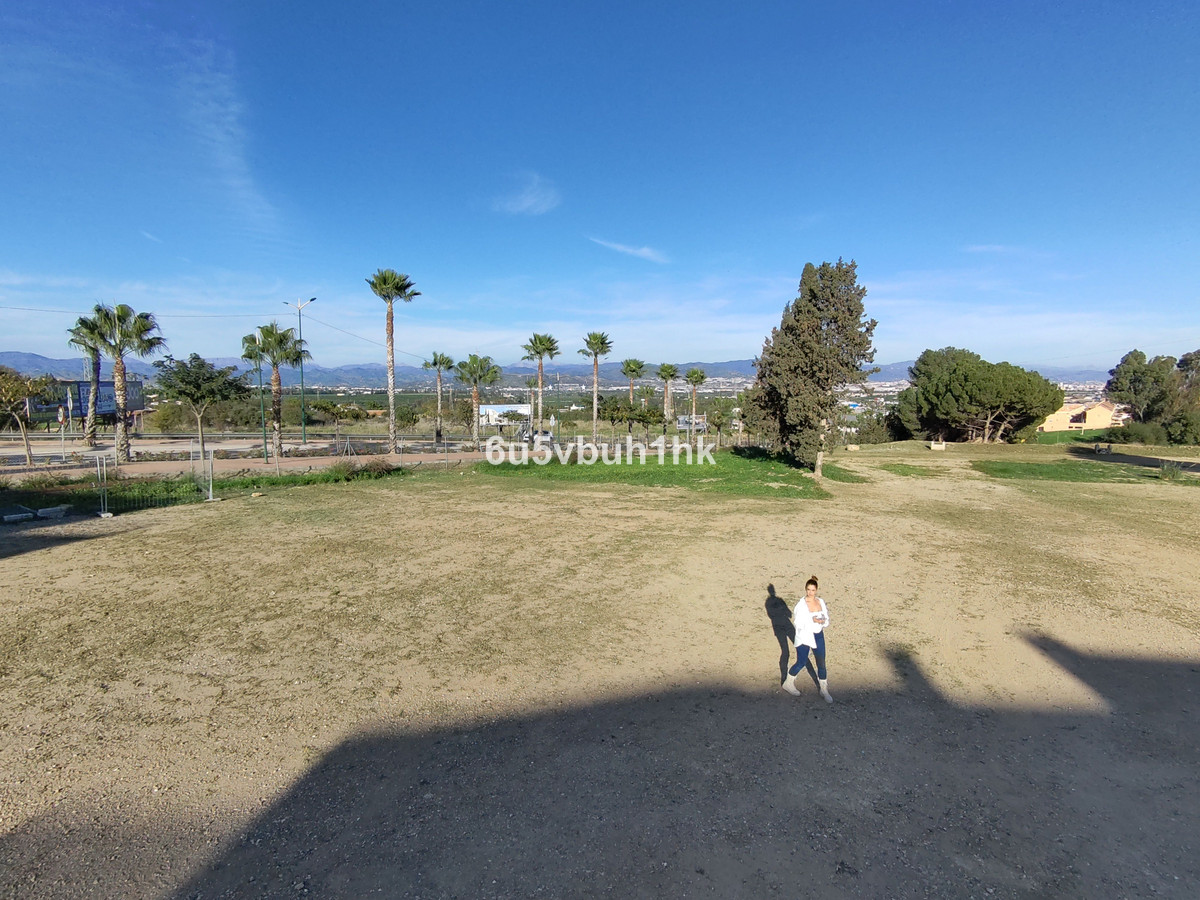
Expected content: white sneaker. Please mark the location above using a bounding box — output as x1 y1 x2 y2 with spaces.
818 679 833 704
782 675 801 696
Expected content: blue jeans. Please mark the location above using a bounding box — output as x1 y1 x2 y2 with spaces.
789 631 827 680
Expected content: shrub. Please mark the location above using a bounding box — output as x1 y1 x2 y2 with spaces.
357 458 396 478
1163 411 1200 445
1106 422 1168 445
323 461 358 482
20 472 73 489
1160 461 1183 482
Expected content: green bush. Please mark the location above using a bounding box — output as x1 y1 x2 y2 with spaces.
1163 412 1200 445
1160 462 1183 482
1106 422 1168 445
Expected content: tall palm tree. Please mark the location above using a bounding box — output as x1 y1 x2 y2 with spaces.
89 304 166 462
422 352 454 443
67 309 105 447
579 332 613 444
686 367 707 445
251 322 310 462
453 354 501 447
657 363 679 433
620 359 645 434
521 333 560 438
367 269 420 454
621 358 646 403
241 332 271 461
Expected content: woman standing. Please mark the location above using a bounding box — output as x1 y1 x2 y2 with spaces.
783 576 833 703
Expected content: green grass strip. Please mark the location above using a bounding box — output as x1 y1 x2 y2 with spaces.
879 463 943 477
475 449 828 498
970 460 1157 483
820 462 870 483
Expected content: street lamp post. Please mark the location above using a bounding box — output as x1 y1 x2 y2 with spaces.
255 329 268 462
284 297 316 444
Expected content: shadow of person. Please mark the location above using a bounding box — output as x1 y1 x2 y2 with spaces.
764 583 795 683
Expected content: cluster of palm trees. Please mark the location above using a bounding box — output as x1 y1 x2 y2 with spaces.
64 270 713 461
68 304 166 462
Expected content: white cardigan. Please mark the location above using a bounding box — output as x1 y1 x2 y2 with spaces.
793 598 830 650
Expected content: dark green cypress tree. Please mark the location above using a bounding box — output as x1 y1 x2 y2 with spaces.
748 259 877 473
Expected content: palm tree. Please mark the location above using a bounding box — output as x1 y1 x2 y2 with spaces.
241 333 271 461
620 359 645 434
657 363 679 433
522 333 560 439
89 304 166 462
67 309 105 446
454 354 501 447
620 359 646 403
578 332 613 444
251 322 310 462
422 352 454 443
686 367 707 445
367 269 420 454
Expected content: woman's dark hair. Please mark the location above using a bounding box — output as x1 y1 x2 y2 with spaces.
805 575 818 590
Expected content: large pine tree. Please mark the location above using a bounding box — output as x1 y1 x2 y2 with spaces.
748 259 877 474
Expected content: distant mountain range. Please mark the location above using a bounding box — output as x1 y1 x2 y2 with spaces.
0 351 1111 389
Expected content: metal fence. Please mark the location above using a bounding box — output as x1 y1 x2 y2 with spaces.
1 457 207 521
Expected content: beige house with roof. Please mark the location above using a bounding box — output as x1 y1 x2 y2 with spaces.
1038 400 1124 433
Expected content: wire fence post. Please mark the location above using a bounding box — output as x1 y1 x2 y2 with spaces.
97 455 110 517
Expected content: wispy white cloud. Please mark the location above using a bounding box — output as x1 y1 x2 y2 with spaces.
140 230 162 243
176 41 279 240
589 238 669 264
493 171 561 215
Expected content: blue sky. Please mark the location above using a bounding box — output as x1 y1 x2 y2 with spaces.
2 0 1197 372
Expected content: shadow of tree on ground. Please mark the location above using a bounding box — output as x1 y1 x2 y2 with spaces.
3 639 1197 898
148 639 1200 897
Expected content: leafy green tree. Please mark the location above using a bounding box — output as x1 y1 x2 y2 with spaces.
685 368 707 444
395 404 419 430
656 363 679 429
67 310 106 446
449 398 473 429
893 348 1062 442
367 269 420 454
87 304 167 462
249 322 310 461
1105 350 1178 423
311 400 366 443
454 354 501 447
422 352 455 442
705 397 734 448
637 404 664 442
599 394 632 440
747 259 877 474
852 410 891 444
579 332 613 443
0 366 60 465
522 333 560 439
152 354 248 460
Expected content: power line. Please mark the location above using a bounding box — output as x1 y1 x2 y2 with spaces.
303 314 430 364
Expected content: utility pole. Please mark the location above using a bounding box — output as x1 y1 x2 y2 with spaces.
283 297 316 443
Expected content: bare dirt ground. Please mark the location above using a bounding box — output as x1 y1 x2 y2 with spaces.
2 446 1198 898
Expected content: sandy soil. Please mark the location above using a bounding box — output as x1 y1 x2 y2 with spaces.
1 450 1198 898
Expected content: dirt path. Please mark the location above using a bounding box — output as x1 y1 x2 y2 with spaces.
1 458 1198 897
